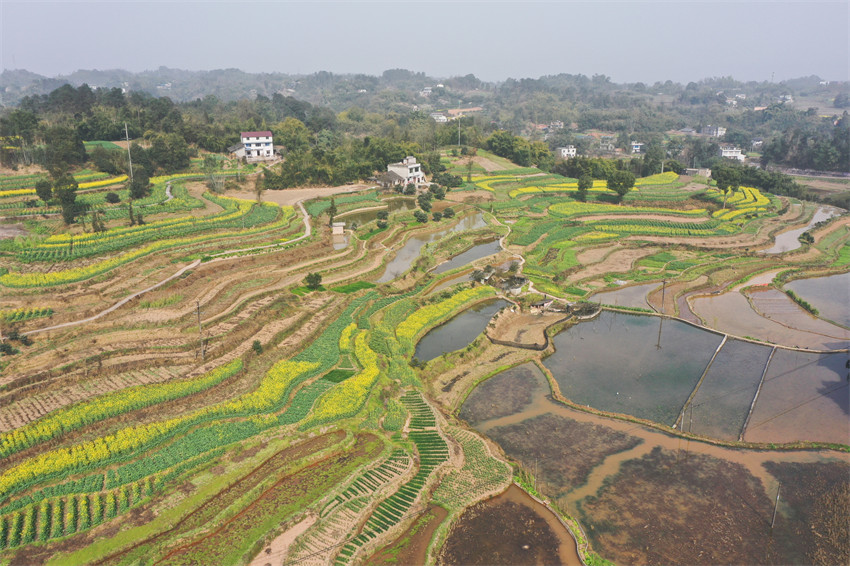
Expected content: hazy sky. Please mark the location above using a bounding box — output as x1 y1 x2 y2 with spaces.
1 0 848 84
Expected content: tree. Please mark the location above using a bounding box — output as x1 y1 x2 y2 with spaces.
305 272 322 290
53 173 78 224
376 210 389 221
327 198 337 225
607 170 635 203
417 192 432 212
90 209 107 232
202 155 225 193
128 169 151 200
403 183 416 196
442 207 455 219
413 210 428 223
712 165 741 208
577 174 592 202
432 211 443 221
105 192 120 204
254 175 264 203
35 179 52 203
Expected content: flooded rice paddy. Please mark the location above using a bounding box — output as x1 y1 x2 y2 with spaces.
414 299 510 362
785 270 850 328
543 311 723 425
687 339 773 441
336 197 416 226
377 213 486 283
743 349 849 445
461 361 850 565
433 240 502 274
761 206 840 254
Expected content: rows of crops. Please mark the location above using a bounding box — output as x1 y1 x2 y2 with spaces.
15 195 278 262
301 333 380 428
0 307 53 323
0 203 295 288
549 200 706 219
335 392 449 564
431 426 511 509
0 477 155 550
0 361 243 459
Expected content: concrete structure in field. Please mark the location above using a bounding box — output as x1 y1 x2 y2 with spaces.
387 156 426 185
430 112 448 123
555 145 577 159
685 167 712 177
332 222 346 235
701 125 727 138
719 146 746 162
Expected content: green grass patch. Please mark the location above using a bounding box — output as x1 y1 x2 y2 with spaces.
332 281 377 294
139 294 183 309
291 285 325 296
322 369 356 383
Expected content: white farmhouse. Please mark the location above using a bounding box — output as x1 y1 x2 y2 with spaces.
701 125 727 138
238 131 275 161
719 146 746 162
555 145 576 159
387 156 426 186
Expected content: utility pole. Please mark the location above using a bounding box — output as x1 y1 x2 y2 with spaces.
125 123 134 184
771 483 781 530
660 280 667 315
457 117 461 148
196 300 205 361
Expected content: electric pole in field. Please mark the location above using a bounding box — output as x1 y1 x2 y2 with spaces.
771 483 781 530
125 123 134 183
196 300 205 362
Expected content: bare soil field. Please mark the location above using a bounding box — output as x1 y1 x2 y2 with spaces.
228 184 371 207
567 246 659 283
486 310 567 349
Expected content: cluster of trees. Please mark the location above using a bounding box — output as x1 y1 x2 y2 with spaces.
711 162 808 200
485 130 553 170
760 112 849 172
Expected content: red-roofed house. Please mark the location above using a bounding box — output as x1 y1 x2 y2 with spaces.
234 131 274 161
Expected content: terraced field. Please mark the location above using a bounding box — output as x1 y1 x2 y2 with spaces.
0 164 847 566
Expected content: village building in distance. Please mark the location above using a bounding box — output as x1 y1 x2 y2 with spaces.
229 131 276 162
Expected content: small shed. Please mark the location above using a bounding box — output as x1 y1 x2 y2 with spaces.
332 222 346 235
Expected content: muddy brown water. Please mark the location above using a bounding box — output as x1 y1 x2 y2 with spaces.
438 484 582 566
462 363 850 565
